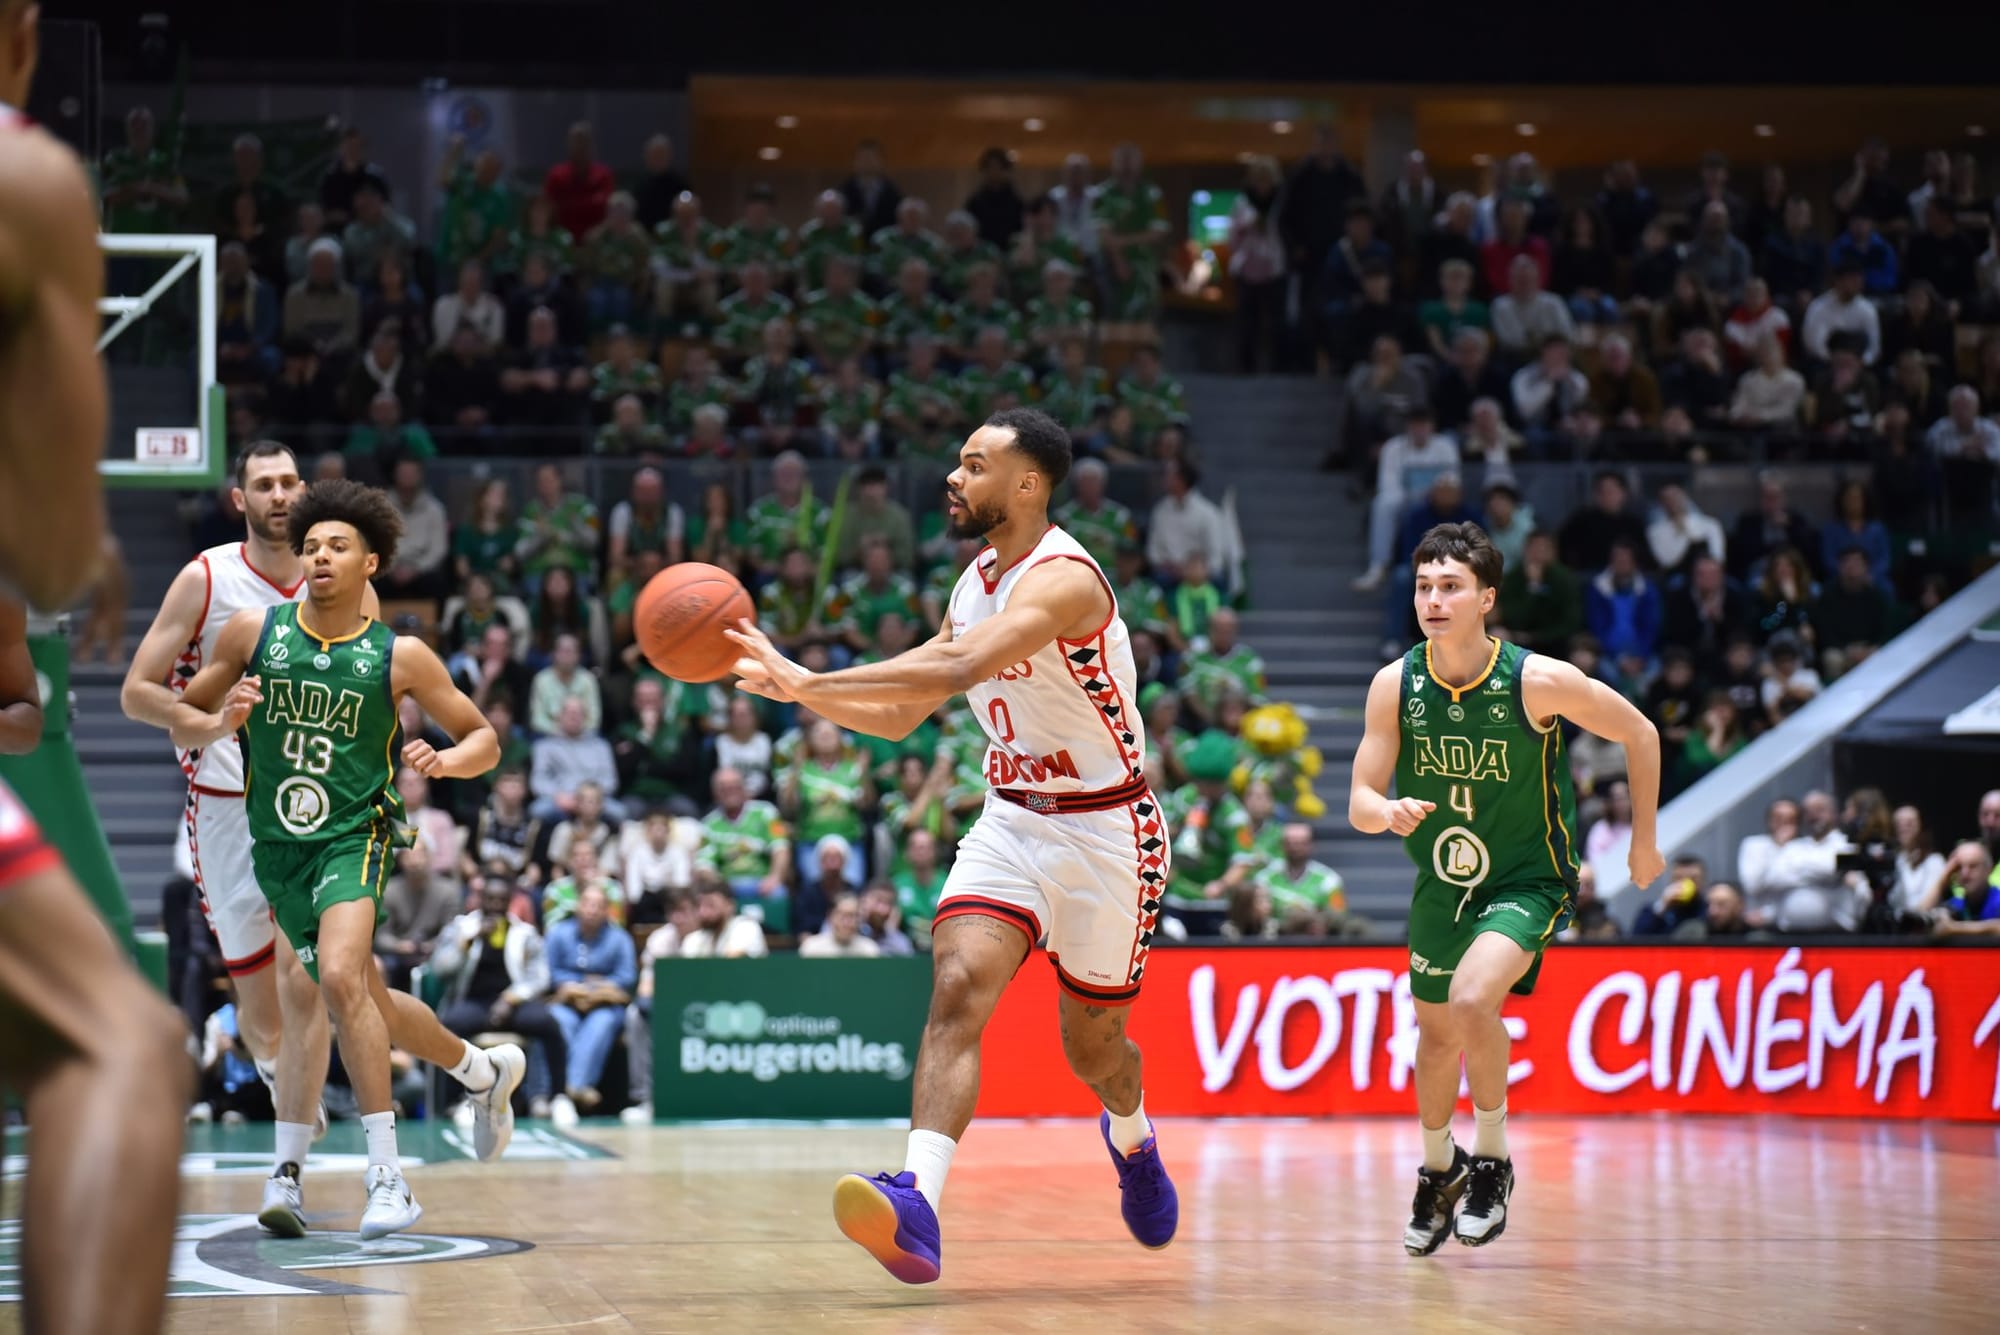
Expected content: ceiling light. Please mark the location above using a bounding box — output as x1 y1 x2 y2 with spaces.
1023 117 1045 132
1271 120 1294 134
1969 125 1989 138
1753 123 1775 137
775 115 799 130
1515 122 1537 137
757 146 781 161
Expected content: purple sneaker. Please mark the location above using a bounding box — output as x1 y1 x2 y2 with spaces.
1100 1111 1179 1249
832 1171 942 1284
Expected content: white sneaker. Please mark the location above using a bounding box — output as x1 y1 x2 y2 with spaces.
257 1162 308 1238
1351 565 1387 592
619 1102 653 1126
470 1044 527 1162
549 1094 578 1129
221 1110 247 1128
358 1166 423 1241
187 1101 213 1125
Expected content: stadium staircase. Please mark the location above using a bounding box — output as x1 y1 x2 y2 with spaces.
75 490 190 922
1180 373 1411 922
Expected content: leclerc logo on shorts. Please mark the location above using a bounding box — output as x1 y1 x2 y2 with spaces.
1479 901 1534 921
679 1001 910 1083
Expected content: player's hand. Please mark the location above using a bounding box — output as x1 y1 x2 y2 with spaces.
220 675 263 731
1382 797 1435 836
725 619 805 703
402 738 448 778
1628 842 1666 891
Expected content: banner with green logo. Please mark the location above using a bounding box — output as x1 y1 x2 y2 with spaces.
652 956 930 1119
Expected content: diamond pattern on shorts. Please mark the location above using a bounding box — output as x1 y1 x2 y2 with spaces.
1126 798 1169 985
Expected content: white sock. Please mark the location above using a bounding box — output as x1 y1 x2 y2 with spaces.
1472 1100 1509 1161
360 1111 400 1173
901 1129 957 1213
448 1043 496 1093
273 1121 314 1173
1105 1095 1153 1156
1421 1120 1456 1172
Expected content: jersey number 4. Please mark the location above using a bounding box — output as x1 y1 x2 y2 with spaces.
1448 782 1477 821
283 729 333 776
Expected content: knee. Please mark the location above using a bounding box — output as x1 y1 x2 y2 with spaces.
924 957 988 1037
1447 980 1504 1031
317 959 369 1018
1061 1026 1128 1084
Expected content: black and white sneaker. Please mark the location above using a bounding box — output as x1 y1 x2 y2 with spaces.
1454 1155 1513 1247
1402 1146 1470 1256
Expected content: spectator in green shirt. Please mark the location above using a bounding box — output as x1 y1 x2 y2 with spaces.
714 261 794 365
1007 193 1087 305
745 451 828 577
1116 343 1191 444
783 720 874 879
341 183 418 295
582 192 655 332
1182 607 1267 724
100 105 187 233
453 477 521 590
737 318 816 453
1093 142 1171 323
1039 336 1111 439
758 547 841 656
954 326 1037 422
938 211 1001 301
614 673 717 804
498 193 576 283
1022 260 1095 369
1495 529 1583 658
1169 731 1251 911
1052 458 1136 571
796 189 864 293
688 481 751 574
1170 553 1225 645
344 391 438 469
800 254 881 370
869 197 945 292
1419 258 1490 361
719 183 794 289
516 463 602 592
434 134 516 274
663 344 733 442
836 469 916 569
697 767 794 909
591 327 665 419
878 259 951 364
945 263 1022 362
1255 823 1364 936
816 358 884 457
833 534 921 635
212 132 290 236
884 336 961 460
1112 543 1176 647
890 828 948 942
651 191 721 334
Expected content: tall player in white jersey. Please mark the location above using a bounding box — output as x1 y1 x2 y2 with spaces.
122 440 356 1235
729 407 1179 1285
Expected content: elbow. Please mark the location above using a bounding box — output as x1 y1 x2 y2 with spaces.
941 645 983 696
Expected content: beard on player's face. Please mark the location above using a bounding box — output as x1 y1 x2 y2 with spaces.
944 489 1008 540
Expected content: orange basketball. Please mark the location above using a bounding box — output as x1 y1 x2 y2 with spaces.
633 563 756 683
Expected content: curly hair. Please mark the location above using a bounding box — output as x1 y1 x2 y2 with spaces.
286 479 403 566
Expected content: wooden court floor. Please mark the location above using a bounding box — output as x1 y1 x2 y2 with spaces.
6 1115 1997 1333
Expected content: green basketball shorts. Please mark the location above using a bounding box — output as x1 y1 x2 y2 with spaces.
249 824 397 983
1405 879 1573 1005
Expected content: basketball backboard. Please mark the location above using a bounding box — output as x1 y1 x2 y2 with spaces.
97 232 223 491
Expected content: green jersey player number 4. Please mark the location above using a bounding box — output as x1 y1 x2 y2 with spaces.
1348 522 1662 1259
172 480 523 1244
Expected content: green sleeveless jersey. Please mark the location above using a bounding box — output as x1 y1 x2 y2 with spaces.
1394 638 1579 902
241 604 405 845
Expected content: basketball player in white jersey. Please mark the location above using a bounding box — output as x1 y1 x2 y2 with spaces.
0 3 194 1328
122 440 351 1235
728 407 1178 1284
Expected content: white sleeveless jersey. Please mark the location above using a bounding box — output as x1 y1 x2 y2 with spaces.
948 525 1145 794
171 542 305 794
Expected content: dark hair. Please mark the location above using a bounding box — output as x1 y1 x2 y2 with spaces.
1411 522 1503 588
1833 256 1865 278
746 182 775 204
234 439 298 487
856 464 889 488
287 479 401 564
985 407 1072 488
978 147 1011 171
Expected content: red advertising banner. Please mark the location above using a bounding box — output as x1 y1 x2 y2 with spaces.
973 945 2000 1121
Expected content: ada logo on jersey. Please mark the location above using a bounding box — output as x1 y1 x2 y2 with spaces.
1432 824 1492 889
276 776 331 836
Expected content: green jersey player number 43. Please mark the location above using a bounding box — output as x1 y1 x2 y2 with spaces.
1348 522 1663 1258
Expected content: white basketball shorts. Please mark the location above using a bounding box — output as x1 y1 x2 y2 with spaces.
932 788 1170 1006
186 789 276 975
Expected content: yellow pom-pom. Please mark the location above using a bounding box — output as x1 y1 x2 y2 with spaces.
1294 791 1327 820
1297 745 1323 777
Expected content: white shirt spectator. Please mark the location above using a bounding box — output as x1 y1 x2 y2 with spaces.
1760 664 1824 714
530 732 619 804
1924 414 2000 461
799 930 882 959
1509 362 1590 426
714 730 774 798
1646 503 1729 572
1765 828 1865 932
680 915 769 959
1488 291 1576 357
1723 304 1792 365
1892 848 1946 916
1800 290 1881 365
547 818 622 879
620 819 698 900
1377 429 1460 500
1730 364 1808 426
1146 490 1227 573
529 667 603 737
389 485 450 577
1737 830 1788 922
431 289 505 352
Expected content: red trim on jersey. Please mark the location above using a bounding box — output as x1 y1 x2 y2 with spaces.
174 555 216 781
223 940 276 978
933 896 1043 950
187 791 207 896
1120 797 1152 990
976 524 1057 594
1064 631 1143 782
1027 552 1118 645
1047 954 1140 1007
239 543 304 598
190 783 245 798
191 553 214 661
0 844 60 889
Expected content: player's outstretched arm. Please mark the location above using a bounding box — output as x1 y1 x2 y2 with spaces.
1349 660 1433 837
0 599 43 755
1523 655 1665 889
169 609 264 749
120 560 212 729
394 636 500 780
0 131 107 610
729 617 954 741
732 558 1104 731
